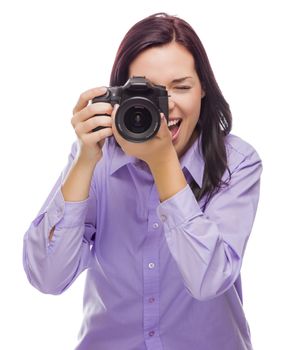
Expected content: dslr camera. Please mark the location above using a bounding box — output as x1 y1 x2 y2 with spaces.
92 76 169 142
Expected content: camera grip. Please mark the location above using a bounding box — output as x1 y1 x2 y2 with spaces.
91 89 110 104
91 90 111 132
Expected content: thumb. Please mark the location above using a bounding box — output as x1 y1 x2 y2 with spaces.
111 104 120 132
161 113 168 124
160 113 170 130
157 113 170 138
160 113 169 130
111 104 120 122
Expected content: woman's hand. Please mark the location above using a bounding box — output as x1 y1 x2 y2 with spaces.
111 104 176 168
71 87 113 164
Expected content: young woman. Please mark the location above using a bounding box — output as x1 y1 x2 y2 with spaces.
23 13 262 350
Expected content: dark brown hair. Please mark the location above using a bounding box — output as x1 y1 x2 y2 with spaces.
110 13 232 210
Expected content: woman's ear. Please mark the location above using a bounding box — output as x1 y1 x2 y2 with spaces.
201 83 206 98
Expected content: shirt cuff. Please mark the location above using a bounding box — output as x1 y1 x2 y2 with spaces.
46 187 90 229
156 184 203 230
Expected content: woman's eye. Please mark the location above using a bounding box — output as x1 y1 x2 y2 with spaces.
175 86 191 90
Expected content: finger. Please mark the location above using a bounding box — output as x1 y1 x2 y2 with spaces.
83 126 113 144
154 113 170 139
73 87 107 114
111 104 120 135
111 103 119 127
111 104 120 121
159 113 169 129
73 102 113 124
160 113 169 124
83 115 112 134
111 104 124 144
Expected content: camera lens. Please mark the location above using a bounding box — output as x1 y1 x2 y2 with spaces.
115 97 161 142
124 106 152 133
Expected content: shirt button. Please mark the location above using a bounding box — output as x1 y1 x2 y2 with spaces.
148 297 155 303
148 262 155 269
160 215 167 222
149 331 155 337
152 223 159 229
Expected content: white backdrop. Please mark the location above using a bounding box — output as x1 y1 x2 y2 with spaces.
0 0 287 349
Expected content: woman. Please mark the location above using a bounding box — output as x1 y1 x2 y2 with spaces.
23 12 262 350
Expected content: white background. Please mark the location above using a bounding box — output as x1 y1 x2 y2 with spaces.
0 0 287 349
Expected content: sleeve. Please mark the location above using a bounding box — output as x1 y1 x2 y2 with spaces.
22 141 97 295
157 147 262 301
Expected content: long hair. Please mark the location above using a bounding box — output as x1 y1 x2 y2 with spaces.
110 13 232 210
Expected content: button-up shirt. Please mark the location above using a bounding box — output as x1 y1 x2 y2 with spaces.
23 133 262 350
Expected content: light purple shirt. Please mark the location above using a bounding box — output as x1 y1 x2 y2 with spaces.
23 133 262 350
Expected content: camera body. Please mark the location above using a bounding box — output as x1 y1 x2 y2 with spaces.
92 76 169 142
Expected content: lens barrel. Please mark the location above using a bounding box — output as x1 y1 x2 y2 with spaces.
115 97 161 142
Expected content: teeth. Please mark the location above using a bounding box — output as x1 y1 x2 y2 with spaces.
168 119 181 127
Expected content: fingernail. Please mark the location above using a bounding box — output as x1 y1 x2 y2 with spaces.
161 113 167 123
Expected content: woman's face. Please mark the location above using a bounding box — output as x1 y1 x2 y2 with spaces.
129 41 205 158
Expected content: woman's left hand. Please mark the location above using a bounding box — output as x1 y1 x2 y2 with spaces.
111 104 176 167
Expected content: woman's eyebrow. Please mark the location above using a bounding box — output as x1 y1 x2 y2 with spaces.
171 76 194 83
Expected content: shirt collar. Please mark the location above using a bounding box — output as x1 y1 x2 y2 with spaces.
180 135 204 188
108 135 204 188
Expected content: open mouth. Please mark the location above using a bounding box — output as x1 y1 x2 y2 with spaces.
168 119 182 139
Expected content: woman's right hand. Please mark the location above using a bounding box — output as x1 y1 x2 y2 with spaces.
71 86 114 163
